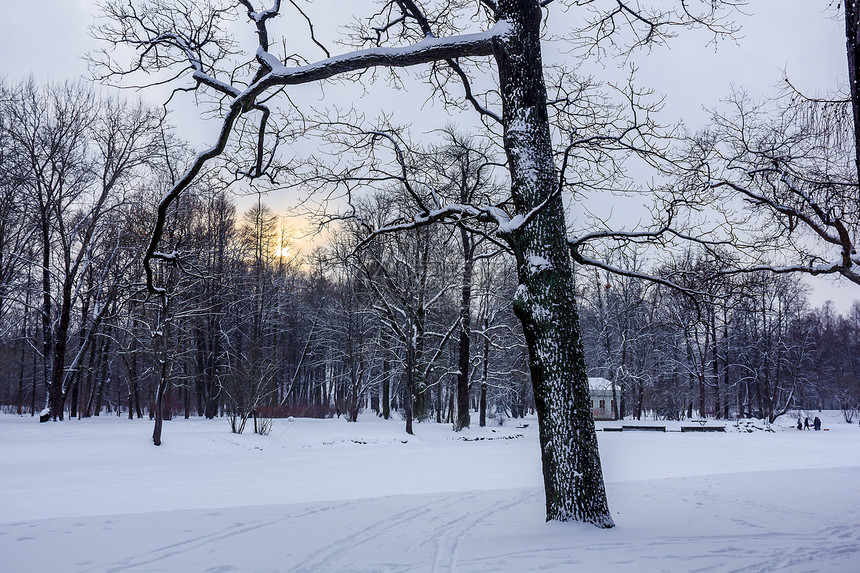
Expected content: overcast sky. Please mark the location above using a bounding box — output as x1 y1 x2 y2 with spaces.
1 2 846 131
0 0 856 309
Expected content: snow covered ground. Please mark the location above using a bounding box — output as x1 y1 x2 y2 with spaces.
2 411 858 572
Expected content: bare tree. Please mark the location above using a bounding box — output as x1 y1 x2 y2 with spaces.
420 131 504 431
343 193 460 433
665 2 860 290
1 80 163 421
92 0 742 526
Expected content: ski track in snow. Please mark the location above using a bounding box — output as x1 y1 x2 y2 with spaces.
290 495 453 573
6 479 856 572
2 413 859 572
92 502 357 573
426 490 536 573
286 490 538 573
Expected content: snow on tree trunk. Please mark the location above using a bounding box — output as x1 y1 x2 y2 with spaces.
39 216 53 423
845 0 860 183
152 296 171 446
382 354 391 420
455 227 473 431
495 0 613 527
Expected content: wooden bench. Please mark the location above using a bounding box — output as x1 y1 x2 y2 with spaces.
622 425 666 432
680 425 726 432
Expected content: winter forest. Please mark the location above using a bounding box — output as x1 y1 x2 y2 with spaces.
2 0 860 570
1 91 859 430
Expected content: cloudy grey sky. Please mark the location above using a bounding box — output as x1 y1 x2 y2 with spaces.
0 0 856 309
1 2 846 129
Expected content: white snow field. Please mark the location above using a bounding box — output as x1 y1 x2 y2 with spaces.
2 411 859 573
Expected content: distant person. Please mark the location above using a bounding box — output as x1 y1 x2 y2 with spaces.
813 416 821 431
804 417 810 430
797 418 803 430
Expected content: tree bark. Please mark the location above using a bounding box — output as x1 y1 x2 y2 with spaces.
38 209 53 423
153 364 168 445
404 365 414 435
722 317 730 419
845 1 860 184
480 315 489 427
46 278 74 421
153 295 171 445
382 355 391 420
455 227 473 431
495 0 613 527
16 320 26 415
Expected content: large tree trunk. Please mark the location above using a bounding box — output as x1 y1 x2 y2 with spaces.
712 316 721 419
404 365 414 435
495 0 613 527
46 280 73 421
435 375 443 424
38 213 53 423
131 344 143 419
722 318 730 419
404 325 416 435
153 364 169 445
454 227 473 431
91 335 112 416
153 296 171 445
382 355 391 420
16 322 26 415
82 330 99 418
479 314 489 427
845 1 860 183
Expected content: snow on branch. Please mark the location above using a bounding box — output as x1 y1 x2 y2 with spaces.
132 9 510 293
353 202 511 254
252 21 509 89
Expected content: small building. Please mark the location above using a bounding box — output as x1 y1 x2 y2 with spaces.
588 377 617 421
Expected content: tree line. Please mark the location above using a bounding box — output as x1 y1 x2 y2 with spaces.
1 78 857 431
579 251 860 424
0 79 532 431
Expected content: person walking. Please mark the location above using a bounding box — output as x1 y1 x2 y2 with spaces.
813 416 821 431
804 417 810 430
